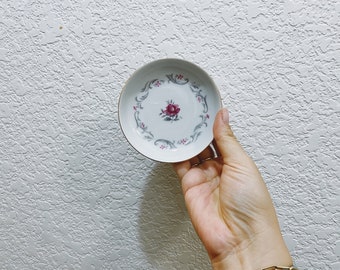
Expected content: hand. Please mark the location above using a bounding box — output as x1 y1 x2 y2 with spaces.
173 108 292 270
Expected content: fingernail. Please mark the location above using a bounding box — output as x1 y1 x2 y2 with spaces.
222 108 229 124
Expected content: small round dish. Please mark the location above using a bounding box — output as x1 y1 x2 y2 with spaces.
118 58 222 163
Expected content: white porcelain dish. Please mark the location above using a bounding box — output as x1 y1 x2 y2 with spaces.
118 58 222 163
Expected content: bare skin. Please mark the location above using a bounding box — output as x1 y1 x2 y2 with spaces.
173 108 293 269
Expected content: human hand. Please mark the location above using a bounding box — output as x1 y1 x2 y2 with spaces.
173 108 292 270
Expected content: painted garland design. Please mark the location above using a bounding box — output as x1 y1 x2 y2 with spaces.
133 74 209 149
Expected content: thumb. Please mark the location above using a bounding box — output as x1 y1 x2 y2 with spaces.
213 108 252 165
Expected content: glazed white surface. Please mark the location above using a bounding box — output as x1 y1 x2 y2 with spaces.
0 0 339 269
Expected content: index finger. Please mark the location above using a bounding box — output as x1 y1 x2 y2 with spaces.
172 160 191 179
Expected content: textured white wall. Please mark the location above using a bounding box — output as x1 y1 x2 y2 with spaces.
0 0 339 269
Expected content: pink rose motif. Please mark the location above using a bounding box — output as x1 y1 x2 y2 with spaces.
176 74 184 80
179 138 188 145
164 103 180 116
160 100 182 122
154 80 161 87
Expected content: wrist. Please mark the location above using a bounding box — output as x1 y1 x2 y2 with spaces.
211 229 292 270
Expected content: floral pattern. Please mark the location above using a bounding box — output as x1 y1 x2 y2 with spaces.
160 100 181 122
133 73 209 150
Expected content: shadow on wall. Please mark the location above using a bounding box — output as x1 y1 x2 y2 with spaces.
138 163 210 269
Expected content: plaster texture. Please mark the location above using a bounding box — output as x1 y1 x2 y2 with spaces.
0 0 339 269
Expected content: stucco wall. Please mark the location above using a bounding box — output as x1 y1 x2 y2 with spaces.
0 0 339 269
